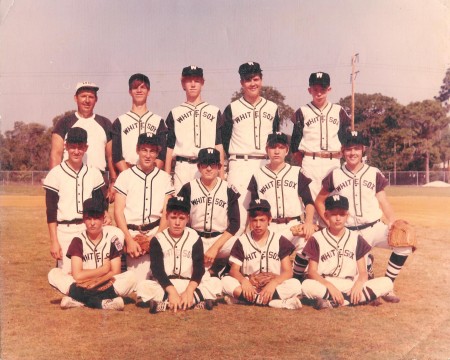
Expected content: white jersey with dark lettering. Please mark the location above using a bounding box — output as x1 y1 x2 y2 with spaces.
178 178 241 234
166 102 222 157
229 231 294 276
302 228 371 279
223 97 280 156
66 225 124 269
248 164 313 219
112 111 167 165
43 162 105 221
290 102 350 153
113 166 174 225
321 163 388 226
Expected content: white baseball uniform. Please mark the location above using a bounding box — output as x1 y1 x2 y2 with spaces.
114 166 175 282
290 103 351 210
301 228 393 303
248 164 313 249
48 225 137 297
53 112 112 172
166 102 223 192
177 178 240 257
222 97 280 234
221 231 301 300
111 111 167 167
136 227 222 302
43 162 105 273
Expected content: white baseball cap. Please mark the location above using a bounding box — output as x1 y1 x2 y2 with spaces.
75 81 99 94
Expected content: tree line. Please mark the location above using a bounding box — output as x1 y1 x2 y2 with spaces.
1 70 449 173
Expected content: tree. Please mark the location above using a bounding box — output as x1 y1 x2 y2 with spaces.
435 67 450 112
231 86 294 125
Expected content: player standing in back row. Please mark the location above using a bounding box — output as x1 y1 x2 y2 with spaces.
165 65 225 193
222 62 280 235
290 72 351 223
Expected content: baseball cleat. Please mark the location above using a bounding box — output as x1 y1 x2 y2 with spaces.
382 291 400 303
269 297 302 310
148 300 168 314
368 298 383 306
102 297 125 311
314 298 337 310
60 296 84 309
193 299 214 310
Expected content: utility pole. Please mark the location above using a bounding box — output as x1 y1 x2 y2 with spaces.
350 53 359 131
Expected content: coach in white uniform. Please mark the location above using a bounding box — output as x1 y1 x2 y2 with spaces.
222 62 280 235
165 65 225 193
112 73 167 173
114 133 174 283
43 128 106 274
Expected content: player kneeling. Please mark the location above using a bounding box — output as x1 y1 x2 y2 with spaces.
221 199 302 310
136 197 222 314
301 195 393 310
48 198 137 310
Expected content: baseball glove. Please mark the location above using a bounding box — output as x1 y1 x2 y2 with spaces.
133 233 151 254
248 272 277 292
76 273 115 292
290 223 320 237
388 219 417 252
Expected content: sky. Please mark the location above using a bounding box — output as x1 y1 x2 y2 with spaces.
0 0 449 133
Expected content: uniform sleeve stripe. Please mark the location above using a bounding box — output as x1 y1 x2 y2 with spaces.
42 185 59 193
113 186 127 196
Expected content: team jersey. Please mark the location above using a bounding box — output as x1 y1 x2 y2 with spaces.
111 111 167 165
321 163 388 226
149 227 205 288
66 225 124 268
177 178 240 234
229 231 294 276
166 102 223 157
290 102 350 153
248 164 313 219
53 112 112 171
114 166 174 225
222 97 280 156
302 228 371 279
43 162 105 222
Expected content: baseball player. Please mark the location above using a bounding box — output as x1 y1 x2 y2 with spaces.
221 199 302 310
222 62 280 235
302 195 393 309
315 131 412 303
177 147 240 275
114 133 174 283
43 127 107 274
290 72 351 223
48 198 137 310
165 65 225 193
136 196 222 313
112 73 167 173
50 81 117 201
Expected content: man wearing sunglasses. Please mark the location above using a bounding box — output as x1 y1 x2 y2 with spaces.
177 148 240 277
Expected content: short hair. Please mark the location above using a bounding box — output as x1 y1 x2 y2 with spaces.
128 73 150 90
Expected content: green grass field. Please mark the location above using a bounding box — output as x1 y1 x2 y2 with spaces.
0 185 449 360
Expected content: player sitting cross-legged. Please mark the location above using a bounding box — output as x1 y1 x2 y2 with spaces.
301 195 393 309
48 198 137 310
135 196 222 313
221 199 302 310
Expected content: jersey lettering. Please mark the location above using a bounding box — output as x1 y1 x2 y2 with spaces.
362 180 375 190
234 111 252 123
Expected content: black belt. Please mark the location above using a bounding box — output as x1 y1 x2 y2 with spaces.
176 156 198 164
271 216 301 224
168 275 191 280
301 151 341 160
347 219 380 231
127 219 160 232
57 219 83 225
234 155 267 160
197 231 222 238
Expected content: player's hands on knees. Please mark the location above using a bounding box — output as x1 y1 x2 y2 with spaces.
126 239 142 258
259 281 277 304
204 247 219 267
179 290 194 310
167 290 182 313
348 280 364 304
241 278 257 302
327 283 345 305
302 222 317 240
107 186 116 204
50 241 62 260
